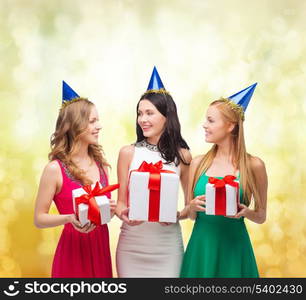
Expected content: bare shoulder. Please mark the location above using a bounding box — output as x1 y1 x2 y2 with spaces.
43 160 61 176
119 145 135 157
179 148 192 164
118 145 135 167
249 156 266 172
190 155 204 168
40 161 62 189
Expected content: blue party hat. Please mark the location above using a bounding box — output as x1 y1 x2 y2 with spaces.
62 80 80 103
228 83 257 112
147 66 165 91
142 66 170 97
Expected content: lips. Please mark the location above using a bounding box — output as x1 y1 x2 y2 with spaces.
141 126 152 131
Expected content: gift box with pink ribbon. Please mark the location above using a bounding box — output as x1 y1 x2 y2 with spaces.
72 182 119 226
128 160 179 223
205 175 240 216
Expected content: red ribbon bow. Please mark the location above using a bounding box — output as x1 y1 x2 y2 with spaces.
75 182 119 225
208 175 239 215
208 175 238 187
130 161 175 222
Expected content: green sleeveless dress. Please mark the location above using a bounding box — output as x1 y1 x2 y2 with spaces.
180 173 259 278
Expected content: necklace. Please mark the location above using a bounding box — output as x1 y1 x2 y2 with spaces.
135 139 159 152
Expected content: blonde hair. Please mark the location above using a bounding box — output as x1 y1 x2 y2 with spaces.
192 98 261 209
48 98 110 185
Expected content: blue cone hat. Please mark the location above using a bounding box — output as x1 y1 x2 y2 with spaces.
62 80 80 103
228 83 257 112
146 66 166 92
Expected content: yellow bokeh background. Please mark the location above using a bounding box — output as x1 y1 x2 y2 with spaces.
0 0 305 277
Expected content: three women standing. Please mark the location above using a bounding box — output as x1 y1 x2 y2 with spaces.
35 74 266 279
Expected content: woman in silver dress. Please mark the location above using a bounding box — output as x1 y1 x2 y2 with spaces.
115 67 192 277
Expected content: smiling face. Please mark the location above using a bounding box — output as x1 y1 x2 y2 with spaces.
137 99 166 141
79 105 102 145
203 104 235 144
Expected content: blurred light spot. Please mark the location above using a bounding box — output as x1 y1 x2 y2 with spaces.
257 244 274 260
0 169 5 182
286 248 300 261
11 186 25 201
1 256 16 271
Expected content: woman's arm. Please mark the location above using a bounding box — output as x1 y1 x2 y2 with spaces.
235 157 268 224
34 161 74 228
34 161 95 233
115 145 133 217
181 155 206 220
177 148 192 220
115 145 143 225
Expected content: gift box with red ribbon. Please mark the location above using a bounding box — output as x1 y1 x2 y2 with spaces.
72 182 119 226
128 160 179 223
205 175 239 216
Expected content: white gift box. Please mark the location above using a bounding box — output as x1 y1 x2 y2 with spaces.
128 171 179 223
205 181 239 216
72 183 111 226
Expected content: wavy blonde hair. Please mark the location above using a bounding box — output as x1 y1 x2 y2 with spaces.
49 98 110 185
192 98 261 209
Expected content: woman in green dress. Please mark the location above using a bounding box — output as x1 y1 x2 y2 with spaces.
180 84 267 278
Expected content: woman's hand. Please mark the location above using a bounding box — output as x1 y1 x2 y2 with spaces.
120 207 144 226
189 195 206 213
231 203 250 219
69 214 96 233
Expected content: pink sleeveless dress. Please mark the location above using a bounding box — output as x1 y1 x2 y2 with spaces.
51 159 112 278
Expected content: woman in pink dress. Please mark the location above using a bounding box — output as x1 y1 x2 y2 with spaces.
34 81 115 277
